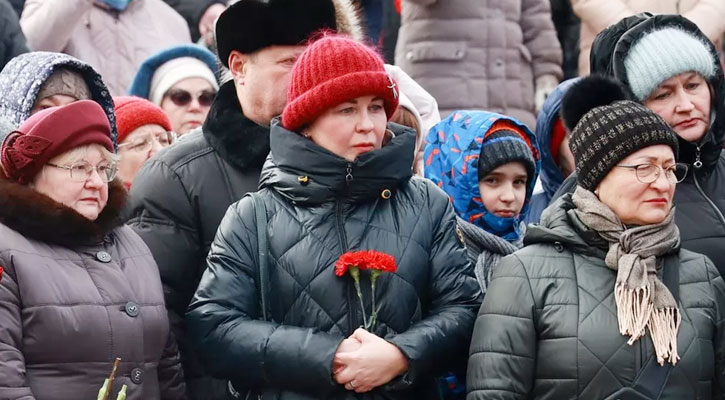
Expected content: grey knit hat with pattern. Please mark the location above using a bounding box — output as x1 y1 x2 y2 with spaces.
562 76 679 190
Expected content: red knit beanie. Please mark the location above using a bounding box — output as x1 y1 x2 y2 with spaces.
113 96 172 144
282 34 400 132
1 100 113 184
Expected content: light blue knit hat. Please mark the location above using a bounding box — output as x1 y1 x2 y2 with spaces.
624 27 716 101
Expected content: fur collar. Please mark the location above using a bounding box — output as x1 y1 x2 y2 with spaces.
202 81 271 170
0 173 126 247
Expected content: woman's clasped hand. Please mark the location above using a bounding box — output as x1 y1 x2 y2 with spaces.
332 329 409 393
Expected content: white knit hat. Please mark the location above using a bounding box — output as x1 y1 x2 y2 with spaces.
149 57 220 105
624 27 716 101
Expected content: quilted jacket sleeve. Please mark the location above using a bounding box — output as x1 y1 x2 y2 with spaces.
20 0 93 52
0 261 36 400
386 184 482 387
466 254 536 400
521 0 563 80
125 158 203 376
186 197 346 396
707 257 725 397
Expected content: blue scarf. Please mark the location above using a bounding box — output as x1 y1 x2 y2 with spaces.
98 0 133 11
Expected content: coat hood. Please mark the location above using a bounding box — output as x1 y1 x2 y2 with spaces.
0 51 118 146
534 78 580 201
260 119 415 204
423 110 541 240
0 172 126 247
590 13 725 173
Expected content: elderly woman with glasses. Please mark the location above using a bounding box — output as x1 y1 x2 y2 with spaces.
128 44 219 135
0 100 186 400
113 96 176 189
466 76 725 399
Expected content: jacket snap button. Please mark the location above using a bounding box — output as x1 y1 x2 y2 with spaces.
553 242 564 252
297 175 310 185
130 367 144 384
96 251 111 263
124 301 140 317
406 51 414 61
381 189 392 199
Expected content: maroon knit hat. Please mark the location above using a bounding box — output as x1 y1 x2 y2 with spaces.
282 34 400 132
1 100 113 184
113 96 172 144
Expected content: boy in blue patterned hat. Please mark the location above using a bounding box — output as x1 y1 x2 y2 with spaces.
424 110 540 293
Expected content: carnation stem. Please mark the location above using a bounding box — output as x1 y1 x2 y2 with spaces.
369 270 380 331
350 266 368 328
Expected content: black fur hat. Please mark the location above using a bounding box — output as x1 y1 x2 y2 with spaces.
561 75 679 190
215 0 338 67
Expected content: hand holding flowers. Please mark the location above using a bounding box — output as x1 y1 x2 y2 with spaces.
333 250 408 392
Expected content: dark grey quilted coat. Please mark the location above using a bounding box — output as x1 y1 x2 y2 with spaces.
467 193 725 399
187 120 482 399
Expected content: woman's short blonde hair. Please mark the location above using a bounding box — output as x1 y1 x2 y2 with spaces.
49 143 118 166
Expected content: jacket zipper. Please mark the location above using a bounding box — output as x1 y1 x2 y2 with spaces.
691 146 725 227
337 162 358 333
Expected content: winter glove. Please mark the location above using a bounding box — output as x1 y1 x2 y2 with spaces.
534 74 559 113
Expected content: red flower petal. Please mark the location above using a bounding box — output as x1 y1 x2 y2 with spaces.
334 250 397 277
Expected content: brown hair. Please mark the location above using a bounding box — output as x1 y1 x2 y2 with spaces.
390 106 420 135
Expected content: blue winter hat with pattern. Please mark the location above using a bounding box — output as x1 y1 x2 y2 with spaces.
424 111 541 241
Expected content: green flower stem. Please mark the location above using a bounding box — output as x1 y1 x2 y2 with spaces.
369 270 381 331
350 266 368 328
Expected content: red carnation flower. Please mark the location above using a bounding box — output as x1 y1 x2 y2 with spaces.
334 250 397 331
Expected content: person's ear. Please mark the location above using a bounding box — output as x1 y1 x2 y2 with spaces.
228 50 248 85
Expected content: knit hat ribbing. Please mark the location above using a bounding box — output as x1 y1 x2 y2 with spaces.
282 35 399 132
113 96 172 144
569 100 679 190
624 27 716 100
478 121 536 183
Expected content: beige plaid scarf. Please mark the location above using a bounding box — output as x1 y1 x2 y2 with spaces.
572 186 681 365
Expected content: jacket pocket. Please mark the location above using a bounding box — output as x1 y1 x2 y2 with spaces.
403 41 467 63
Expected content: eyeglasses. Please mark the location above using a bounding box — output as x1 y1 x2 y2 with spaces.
165 88 216 107
615 163 689 184
118 131 176 153
47 160 117 182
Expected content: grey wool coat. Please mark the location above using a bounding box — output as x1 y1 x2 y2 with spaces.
0 177 186 400
395 0 563 129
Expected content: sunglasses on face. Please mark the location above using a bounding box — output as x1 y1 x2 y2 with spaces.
164 88 216 107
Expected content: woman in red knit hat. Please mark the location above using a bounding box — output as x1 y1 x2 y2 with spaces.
0 101 185 400
113 96 175 189
187 34 480 399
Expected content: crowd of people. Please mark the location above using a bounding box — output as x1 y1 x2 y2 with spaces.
1 0 725 400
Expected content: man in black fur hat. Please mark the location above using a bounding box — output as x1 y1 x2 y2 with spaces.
124 1 363 398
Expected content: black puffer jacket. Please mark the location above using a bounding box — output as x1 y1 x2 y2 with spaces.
467 194 725 399
588 13 725 278
187 120 482 399
0 0 29 71
125 81 270 399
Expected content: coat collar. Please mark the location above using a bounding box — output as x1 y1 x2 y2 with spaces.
260 119 415 204
202 81 271 170
0 173 126 247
